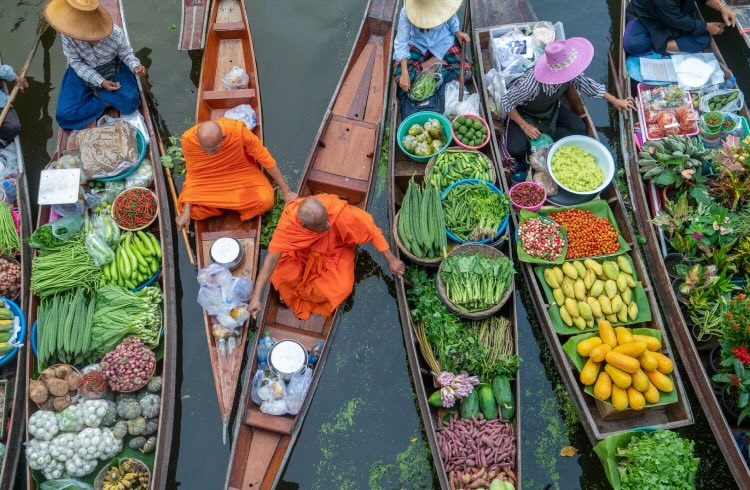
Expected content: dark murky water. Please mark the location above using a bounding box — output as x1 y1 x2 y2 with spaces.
1 0 748 488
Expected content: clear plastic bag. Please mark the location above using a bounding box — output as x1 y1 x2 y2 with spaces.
76 121 140 179
229 276 254 303
222 66 249 90
224 104 257 130
97 112 149 144
197 263 233 288
250 369 264 405
260 398 288 416
699 89 745 113
285 367 312 415
39 479 93 490
408 63 443 101
443 81 481 119
84 233 115 266
125 159 153 188
51 214 84 241
0 141 19 179
484 68 507 119
257 371 286 402
197 286 232 317
91 214 120 246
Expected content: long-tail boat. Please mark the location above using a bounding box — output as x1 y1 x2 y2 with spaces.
472 3 694 442
224 0 397 487
0 54 31 490
616 0 750 485
25 0 176 488
179 0 211 50
193 0 263 437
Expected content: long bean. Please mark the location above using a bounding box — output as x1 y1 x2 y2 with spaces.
31 233 101 297
0 201 19 256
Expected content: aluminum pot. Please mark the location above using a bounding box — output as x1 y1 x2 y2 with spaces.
268 340 308 380
210 237 244 270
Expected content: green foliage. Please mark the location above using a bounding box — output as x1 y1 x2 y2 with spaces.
616 430 699 490
259 187 284 247
160 136 186 175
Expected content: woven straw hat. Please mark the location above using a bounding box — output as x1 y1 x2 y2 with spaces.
405 0 463 29
44 0 114 41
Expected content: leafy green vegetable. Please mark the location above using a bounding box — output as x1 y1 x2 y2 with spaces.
616 430 699 490
440 253 514 311
92 284 162 356
443 183 509 242
28 224 64 250
260 187 284 248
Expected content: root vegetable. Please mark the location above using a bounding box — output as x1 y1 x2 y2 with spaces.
47 378 69 397
30 380 49 404
55 365 72 379
53 394 71 411
468 479 490 489
65 372 81 391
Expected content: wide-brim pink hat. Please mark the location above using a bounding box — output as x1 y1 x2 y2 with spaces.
534 37 594 85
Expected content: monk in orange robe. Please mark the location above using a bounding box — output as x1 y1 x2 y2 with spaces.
248 194 405 320
175 118 295 230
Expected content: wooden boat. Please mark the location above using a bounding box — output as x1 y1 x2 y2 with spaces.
0 54 31 490
24 1 176 488
615 1 750 485
179 0 211 50
472 6 694 442
388 7 522 487
224 0 396 487
193 0 263 436
731 0 750 49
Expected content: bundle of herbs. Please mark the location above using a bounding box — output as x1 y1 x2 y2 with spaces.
31 232 101 297
443 183 509 242
615 430 698 490
440 253 514 311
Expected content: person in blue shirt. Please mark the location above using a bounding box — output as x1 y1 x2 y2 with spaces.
393 0 471 93
0 64 28 148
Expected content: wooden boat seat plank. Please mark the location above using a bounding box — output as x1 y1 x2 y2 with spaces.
213 21 246 39
333 44 377 120
314 120 375 180
305 169 368 205
273 306 327 333
213 39 245 91
241 429 283 487
202 88 256 109
244 407 294 434
216 0 242 23
363 36 386 124
394 160 424 178
264 325 326 351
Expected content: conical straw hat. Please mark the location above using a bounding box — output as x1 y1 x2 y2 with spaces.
44 0 114 41
405 0 463 29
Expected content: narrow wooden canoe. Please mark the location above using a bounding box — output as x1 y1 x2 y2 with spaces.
731 1 750 49
0 54 31 490
194 0 263 436
224 0 397 487
24 1 177 488
388 13 522 489
473 11 694 442
616 1 750 486
179 0 211 50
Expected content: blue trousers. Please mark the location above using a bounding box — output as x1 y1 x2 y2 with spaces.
624 19 710 55
56 64 141 130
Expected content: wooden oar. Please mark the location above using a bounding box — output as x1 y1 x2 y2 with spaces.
0 17 48 128
458 0 471 102
140 75 196 266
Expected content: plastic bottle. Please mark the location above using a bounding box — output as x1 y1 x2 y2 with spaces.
1 180 16 204
720 76 737 90
308 341 324 368
263 330 275 347
256 338 269 368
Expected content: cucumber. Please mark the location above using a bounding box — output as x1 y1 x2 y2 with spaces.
460 390 480 419
478 384 498 420
491 375 515 420
0 308 13 320
428 390 443 407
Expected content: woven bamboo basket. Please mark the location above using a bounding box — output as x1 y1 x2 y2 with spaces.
393 210 443 267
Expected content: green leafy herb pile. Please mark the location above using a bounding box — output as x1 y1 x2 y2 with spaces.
440 253 514 311
616 430 699 490
160 135 186 175
443 183 509 242
260 187 284 247
92 284 163 357
27 224 64 250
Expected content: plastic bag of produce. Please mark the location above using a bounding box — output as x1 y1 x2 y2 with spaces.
97 113 148 145
260 398 288 416
699 88 744 113
408 63 443 101
91 214 120 246
285 367 312 415
39 478 93 490
529 134 553 172
484 68 506 119
76 121 140 179
444 81 480 119
250 369 264 405
84 233 115 266
222 66 249 90
50 214 84 241
229 276 254 303
257 371 286 402
0 142 18 179
197 285 231 317
224 104 257 130
125 159 153 189
197 263 233 288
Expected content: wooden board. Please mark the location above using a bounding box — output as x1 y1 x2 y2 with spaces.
178 0 210 50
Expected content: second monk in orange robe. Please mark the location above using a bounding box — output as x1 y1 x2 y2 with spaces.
175 118 295 230
248 194 405 320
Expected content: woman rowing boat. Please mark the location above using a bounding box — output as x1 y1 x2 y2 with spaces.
392 0 471 93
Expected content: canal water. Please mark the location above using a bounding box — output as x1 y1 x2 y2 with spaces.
0 0 747 488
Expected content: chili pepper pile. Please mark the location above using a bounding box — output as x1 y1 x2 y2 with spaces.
549 208 619 259
518 218 564 260
510 184 545 208
111 188 157 230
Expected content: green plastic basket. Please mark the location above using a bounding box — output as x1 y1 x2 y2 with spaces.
396 111 452 163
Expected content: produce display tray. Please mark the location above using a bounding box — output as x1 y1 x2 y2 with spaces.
515 210 568 265
534 255 652 335
637 83 699 142
562 328 678 410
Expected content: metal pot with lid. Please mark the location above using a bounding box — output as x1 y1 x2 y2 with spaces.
210 237 244 270
268 340 308 380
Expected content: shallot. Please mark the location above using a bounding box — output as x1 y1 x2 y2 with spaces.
101 337 155 392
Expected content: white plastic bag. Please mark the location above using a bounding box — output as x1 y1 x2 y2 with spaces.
699 89 744 113
443 81 481 119
260 399 288 416
197 263 233 288
224 104 257 130
229 276 253 303
257 371 286 402
250 370 264 405
484 68 507 120
285 367 312 415
222 66 249 90
125 160 154 188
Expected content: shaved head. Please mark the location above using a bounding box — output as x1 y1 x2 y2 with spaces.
297 197 329 232
197 121 223 154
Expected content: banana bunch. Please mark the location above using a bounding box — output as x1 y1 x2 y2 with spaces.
638 134 709 181
102 459 149 490
543 257 642 330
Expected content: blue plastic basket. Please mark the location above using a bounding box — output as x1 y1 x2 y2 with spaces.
0 297 26 367
31 320 37 358
441 178 510 244
131 266 162 292
92 129 148 182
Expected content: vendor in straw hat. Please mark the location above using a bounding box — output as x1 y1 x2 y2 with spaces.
44 0 146 130
393 0 471 93
500 37 635 163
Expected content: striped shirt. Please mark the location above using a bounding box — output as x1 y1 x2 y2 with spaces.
61 25 140 87
499 70 607 113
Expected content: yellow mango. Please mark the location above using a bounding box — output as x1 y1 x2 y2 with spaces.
627 387 646 410
627 302 639 321
616 274 628 293
646 370 673 393
617 305 629 323
605 351 640 374
583 269 596 290
605 364 632 389
551 267 564 286
574 279 587 301
638 351 659 372
559 307 574 327
623 272 637 288
580 359 601 385
598 320 618 348
544 269 561 289
652 352 674 374
603 260 620 280
586 318 595 329
598 295 612 315
587 297 602 318
606 313 619 324
573 316 587 330
613 341 648 358
577 336 602 357
617 255 633 275
631 369 650 392
572 261 587 278
565 298 579 318
552 288 566 307
590 279 604 298
632 334 661 352
562 262 578 280
584 259 603 276
611 385 629 410
578 301 593 321
605 280 618 299
611 295 623 314
621 288 633 305
643 382 660 403
590 344 612 363
562 277 576 299
594 372 612 401
614 327 633 345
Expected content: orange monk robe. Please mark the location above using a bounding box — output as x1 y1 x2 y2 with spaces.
177 118 276 221
268 194 389 320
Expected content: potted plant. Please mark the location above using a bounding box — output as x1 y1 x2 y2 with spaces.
664 253 689 280
713 357 750 425
689 299 726 351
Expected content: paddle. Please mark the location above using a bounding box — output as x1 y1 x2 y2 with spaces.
139 75 197 266
0 17 48 128
458 0 471 102
608 48 630 121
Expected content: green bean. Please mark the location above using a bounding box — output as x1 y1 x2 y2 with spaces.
0 201 19 256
